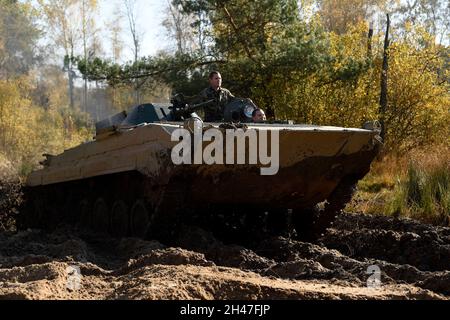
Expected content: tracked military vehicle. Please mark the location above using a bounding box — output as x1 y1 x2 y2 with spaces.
18 97 382 242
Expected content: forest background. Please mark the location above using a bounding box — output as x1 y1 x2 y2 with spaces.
0 0 448 227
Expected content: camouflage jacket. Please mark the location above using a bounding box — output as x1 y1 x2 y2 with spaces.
199 87 235 122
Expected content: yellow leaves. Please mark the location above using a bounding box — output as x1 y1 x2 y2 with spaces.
0 77 92 174
383 37 450 152
266 25 449 154
0 79 37 163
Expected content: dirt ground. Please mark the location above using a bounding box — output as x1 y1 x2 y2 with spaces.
0 212 449 300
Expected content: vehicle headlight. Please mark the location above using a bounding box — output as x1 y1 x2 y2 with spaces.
243 104 256 118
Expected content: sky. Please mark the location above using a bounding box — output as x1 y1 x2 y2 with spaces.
35 0 449 63
98 0 170 62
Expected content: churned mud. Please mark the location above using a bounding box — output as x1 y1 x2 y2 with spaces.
0 212 448 300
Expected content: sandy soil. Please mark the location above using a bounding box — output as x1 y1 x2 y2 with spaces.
0 212 449 300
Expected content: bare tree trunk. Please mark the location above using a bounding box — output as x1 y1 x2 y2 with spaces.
0 104 4 150
134 44 140 104
197 10 204 52
167 1 184 54
95 81 99 121
379 14 390 141
110 5 122 111
124 0 140 105
365 21 374 98
82 0 88 118
367 21 373 57
68 43 75 109
68 69 74 109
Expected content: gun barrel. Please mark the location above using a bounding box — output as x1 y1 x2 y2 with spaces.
188 99 215 111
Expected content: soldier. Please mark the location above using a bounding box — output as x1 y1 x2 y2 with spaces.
252 108 266 123
199 71 235 122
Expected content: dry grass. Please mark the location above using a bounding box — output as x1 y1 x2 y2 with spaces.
347 144 450 226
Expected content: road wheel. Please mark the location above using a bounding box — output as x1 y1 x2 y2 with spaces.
130 200 150 238
78 198 91 228
110 200 129 237
63 192 77 225
32 196 46 229
92 198 109 233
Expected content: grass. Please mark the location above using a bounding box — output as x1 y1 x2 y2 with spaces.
389 159 450 224
346 144 450 226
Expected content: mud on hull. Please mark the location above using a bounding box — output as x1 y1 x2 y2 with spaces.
19 123 381 242
18 147 379 243
179 147 379 210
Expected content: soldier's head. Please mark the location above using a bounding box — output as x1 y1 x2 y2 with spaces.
208 71 222 91
252 108 266 122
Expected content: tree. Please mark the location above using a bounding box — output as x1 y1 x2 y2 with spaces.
0 0 41 79
379 13 390 141
170 0 336 116
393 0 450 45
123 0 143 104
106 4 124 110
80 0 99 117
0 73 93 173
38 0 81 109
0 0 42 153
78 0 364 115
108 4 124 64
75 0 448 157
382 26 450 152
317 0 387 35
163 0 198 54
39 0 99 118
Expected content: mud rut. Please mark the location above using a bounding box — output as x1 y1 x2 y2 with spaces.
1 211 449 299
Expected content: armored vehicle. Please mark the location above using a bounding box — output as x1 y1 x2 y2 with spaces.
18 98 382 242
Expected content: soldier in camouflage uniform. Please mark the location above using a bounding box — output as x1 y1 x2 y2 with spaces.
199 71 235 122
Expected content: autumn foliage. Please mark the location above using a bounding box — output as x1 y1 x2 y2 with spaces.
0 0 448 223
